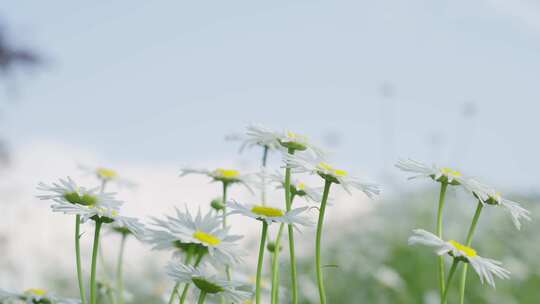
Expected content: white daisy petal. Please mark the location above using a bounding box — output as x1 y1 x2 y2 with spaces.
166 262 252 303
227 201 312 228
395 158 468 186
465 180 532 230
285 152 380 199
408 229 510 288
178 167 254 193
0 288 81 304
141 207 244 267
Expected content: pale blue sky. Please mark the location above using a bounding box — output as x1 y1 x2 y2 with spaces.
2 0 540 191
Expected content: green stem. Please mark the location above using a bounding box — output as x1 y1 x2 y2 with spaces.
197 291 207 304
436 182 448 299
271 223 285 304
116 233 128 304
222 182 228 228
441 260 459 304
256 222 269 304
458 201 484 304
172 251 194 304
97 246 114 304
261 145 269 205
179 250 204 304
90 220 103 304
271 193 296 304
316 180 332 304
283 148 299 304
75 215 87 304
168 283 180 304
221 182 232 281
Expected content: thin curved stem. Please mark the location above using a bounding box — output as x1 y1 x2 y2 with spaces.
436 182 448 299
89 220 103 304
179 250 204 304
116 233 128 304
441 260 459 304
75 215 87 304
256 222 269 304
315 180 332 304
197 291 207 304
459 201 484 304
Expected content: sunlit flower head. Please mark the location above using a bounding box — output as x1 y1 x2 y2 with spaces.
228 201 312 228
79 164 136 188
265 171 322 202
395 158 468 186
166 263 251 303
179 167 253 191
142 207 243 266
465 180 531 230
408 229 510 288
285 152 380 198
37 177 124 222
0 288 80 304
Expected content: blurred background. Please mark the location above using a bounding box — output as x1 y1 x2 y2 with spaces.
1 1 539 303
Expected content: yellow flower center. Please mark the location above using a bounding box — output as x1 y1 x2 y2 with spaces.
441 167 462 177
492 192 502 200
251 205 285 217
97 167 118 179
297 182 306 190
25 288 47 296
216 168 240 178
318 162 348 177
287 131 298 139
193 231 221 246
449 240 477 257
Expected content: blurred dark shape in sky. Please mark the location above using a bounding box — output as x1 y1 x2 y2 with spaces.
0 17 44 166
461 101 477 118
322 130 341 148
0 21 41 78
379 81 396 174
379 82 395 99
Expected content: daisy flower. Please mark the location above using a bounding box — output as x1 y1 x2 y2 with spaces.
109 216 146 237
0 288 80 304
266 171 322 202
465 180 532 230
37 177 124 222
179 167 253 191
226 124 283 152
408 229 510 287
143 207 244 266
395 158 469 186
79 164 136 188
230 125 326 156
166 263 251 303
228 201 312 228
285 152 380 198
